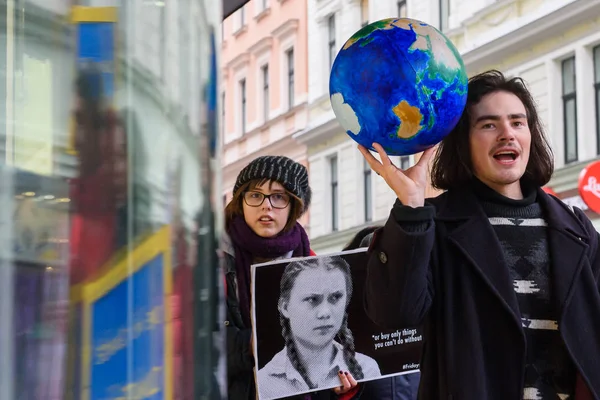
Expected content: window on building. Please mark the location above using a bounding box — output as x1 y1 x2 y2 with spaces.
397 0 407 17
562 56 577 163
363 159 372 222
400 156 411 170
328 14 336 70
594 46 600 155
221 91 225 137
262 64 269 122
360 0 369 27
330 156 339 232
240 78 247 134
233 5 246 32
439 0 449 31
287 49 295 109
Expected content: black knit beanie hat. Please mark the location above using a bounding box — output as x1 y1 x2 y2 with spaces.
233 155 312 213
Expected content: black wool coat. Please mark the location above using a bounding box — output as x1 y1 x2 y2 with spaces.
364 186 600 400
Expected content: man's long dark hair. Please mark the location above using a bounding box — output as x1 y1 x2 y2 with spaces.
430 70 554 190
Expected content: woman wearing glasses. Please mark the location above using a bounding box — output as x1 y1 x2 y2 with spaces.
222 156 360 400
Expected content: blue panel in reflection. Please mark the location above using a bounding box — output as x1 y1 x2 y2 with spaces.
76 22 114 98
89 255 165 400
208 30 218 157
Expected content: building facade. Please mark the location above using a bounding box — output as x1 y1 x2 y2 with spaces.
300 0 600 254
221 0 310 227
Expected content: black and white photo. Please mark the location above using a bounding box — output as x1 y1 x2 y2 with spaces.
251 249 422 400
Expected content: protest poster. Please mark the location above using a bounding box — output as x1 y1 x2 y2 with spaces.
251 249 422 400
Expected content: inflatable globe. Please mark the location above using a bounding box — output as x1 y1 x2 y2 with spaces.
329 18 468 156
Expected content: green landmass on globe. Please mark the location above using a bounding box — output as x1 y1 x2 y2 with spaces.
329 17 468 156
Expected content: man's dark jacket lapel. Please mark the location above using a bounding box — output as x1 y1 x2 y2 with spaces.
430 187 599 398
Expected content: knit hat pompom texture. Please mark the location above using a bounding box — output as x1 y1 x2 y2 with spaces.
233 156 312 213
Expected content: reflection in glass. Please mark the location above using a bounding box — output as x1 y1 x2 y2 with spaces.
1 1 224 399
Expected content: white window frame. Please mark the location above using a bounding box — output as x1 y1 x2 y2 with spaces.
255 0 270 15
233 6 246 32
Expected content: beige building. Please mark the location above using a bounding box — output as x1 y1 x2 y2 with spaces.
220 0 310 227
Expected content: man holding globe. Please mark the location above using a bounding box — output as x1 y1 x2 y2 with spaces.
360 70 600 400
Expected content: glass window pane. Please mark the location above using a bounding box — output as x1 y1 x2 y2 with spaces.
263 65 269 121
328 15 336 69
330 157 338 231
562 57 576 95
364 171 372 222
361 0 369 26
328 15 335 38
440 0 449 31
1 1 225 398
398 1 407 17
401 156 411 169
332 184 338 231
287 49 294 108
330 156 338 180
565 98 578 162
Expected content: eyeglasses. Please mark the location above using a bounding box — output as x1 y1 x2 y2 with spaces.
243 191 291 209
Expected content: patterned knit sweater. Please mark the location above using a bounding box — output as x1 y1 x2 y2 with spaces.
472 179 576 399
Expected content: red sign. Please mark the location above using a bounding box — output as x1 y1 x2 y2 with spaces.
542 186 557 197
578 160 600 214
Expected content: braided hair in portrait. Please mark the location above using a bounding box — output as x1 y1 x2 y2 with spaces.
278 256 364 389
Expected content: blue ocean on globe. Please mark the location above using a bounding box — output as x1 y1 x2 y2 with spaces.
329 18 468 156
